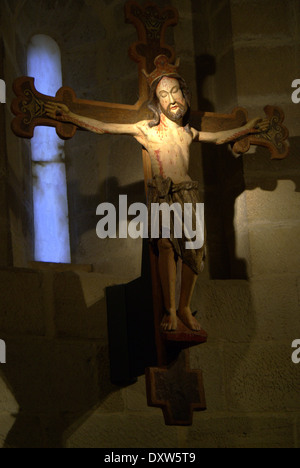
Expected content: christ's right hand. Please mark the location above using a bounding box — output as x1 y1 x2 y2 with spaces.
45 102 71 121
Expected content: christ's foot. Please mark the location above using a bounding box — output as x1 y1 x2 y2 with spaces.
160 312 177 331
178 307 202 331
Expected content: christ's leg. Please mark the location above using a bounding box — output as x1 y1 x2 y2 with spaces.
157 238 177 331
177 262 201 331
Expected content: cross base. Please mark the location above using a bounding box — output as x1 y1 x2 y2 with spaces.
160 318 208 346
146 349 206 426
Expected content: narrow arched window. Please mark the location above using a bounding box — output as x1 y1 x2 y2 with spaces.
27 34 71 263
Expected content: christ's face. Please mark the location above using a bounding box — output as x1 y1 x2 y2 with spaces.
156 76 187 123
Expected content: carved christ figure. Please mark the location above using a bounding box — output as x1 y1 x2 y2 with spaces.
45 55 269 332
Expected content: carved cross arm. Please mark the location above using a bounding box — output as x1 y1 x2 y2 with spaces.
11 76 149 140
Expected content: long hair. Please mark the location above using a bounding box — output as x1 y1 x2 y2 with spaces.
147 75 191 128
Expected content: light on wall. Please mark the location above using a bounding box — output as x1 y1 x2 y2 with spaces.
27 34 71 263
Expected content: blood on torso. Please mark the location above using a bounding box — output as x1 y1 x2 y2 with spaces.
135 120 194 184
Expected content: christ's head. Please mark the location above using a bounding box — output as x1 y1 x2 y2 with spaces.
147 75 191 128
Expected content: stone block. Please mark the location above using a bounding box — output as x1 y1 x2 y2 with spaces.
124 376 152 413
103 35 138 86
250 276 300 340
1 336 106 414
196 277 300 344
0 223 11 267
0 413 17 448
113 73 141 106
296 414 300 448
0 268 45 335
234 231 252 278
190 343 227 411
234 46 295 97
224 342 300 412
62 4 106 50
234 191 249 230
282 104 300 138
192 280 255 342
77 233 142 280
173 0 194 19
64 45 99 96
97 389 125 415
53 271 128 340
66 139 109 197
245 179 300 224
173 15 199 59
1 412 45 448
0 373 19 413
211 1 234 59
106 136 144 187
66 413 178 448
188 413 295 448
188 144 205 187
243 136 300 176
214 48 238 111
206 0 231 19
231 0 293 39
248 224 300 276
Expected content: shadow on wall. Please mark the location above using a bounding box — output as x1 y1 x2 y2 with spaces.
189 51 299 280
0 272 109 447
0 340 113 448
67 177 145 265
0 230 156 448
0 265 151 448
188 52 248 279
199 137 300 280
0 276 258 448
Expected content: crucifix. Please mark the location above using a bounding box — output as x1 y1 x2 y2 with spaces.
11 1 289 425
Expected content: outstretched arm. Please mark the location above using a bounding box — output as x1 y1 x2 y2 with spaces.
192 118 270 144
45 102 142 137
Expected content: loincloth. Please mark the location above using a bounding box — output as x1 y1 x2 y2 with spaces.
147 175 205 275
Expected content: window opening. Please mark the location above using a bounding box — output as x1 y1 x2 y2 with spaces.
27 34 71 263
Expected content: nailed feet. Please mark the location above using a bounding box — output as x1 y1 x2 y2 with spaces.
160 307 201 332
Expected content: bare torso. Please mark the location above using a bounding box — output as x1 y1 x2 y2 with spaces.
135 115 195 184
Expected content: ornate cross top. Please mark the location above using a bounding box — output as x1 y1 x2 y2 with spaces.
11 1 289 426
125 1 178 74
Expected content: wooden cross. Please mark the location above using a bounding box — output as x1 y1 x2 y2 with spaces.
11 1 289 425
146 351 206 426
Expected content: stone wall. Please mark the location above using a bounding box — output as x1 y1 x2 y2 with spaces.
0 0 299 448
0 32 12 267
0 1 33 268
190 0 300 449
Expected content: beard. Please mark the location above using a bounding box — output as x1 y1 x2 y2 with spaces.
160 101 188 122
